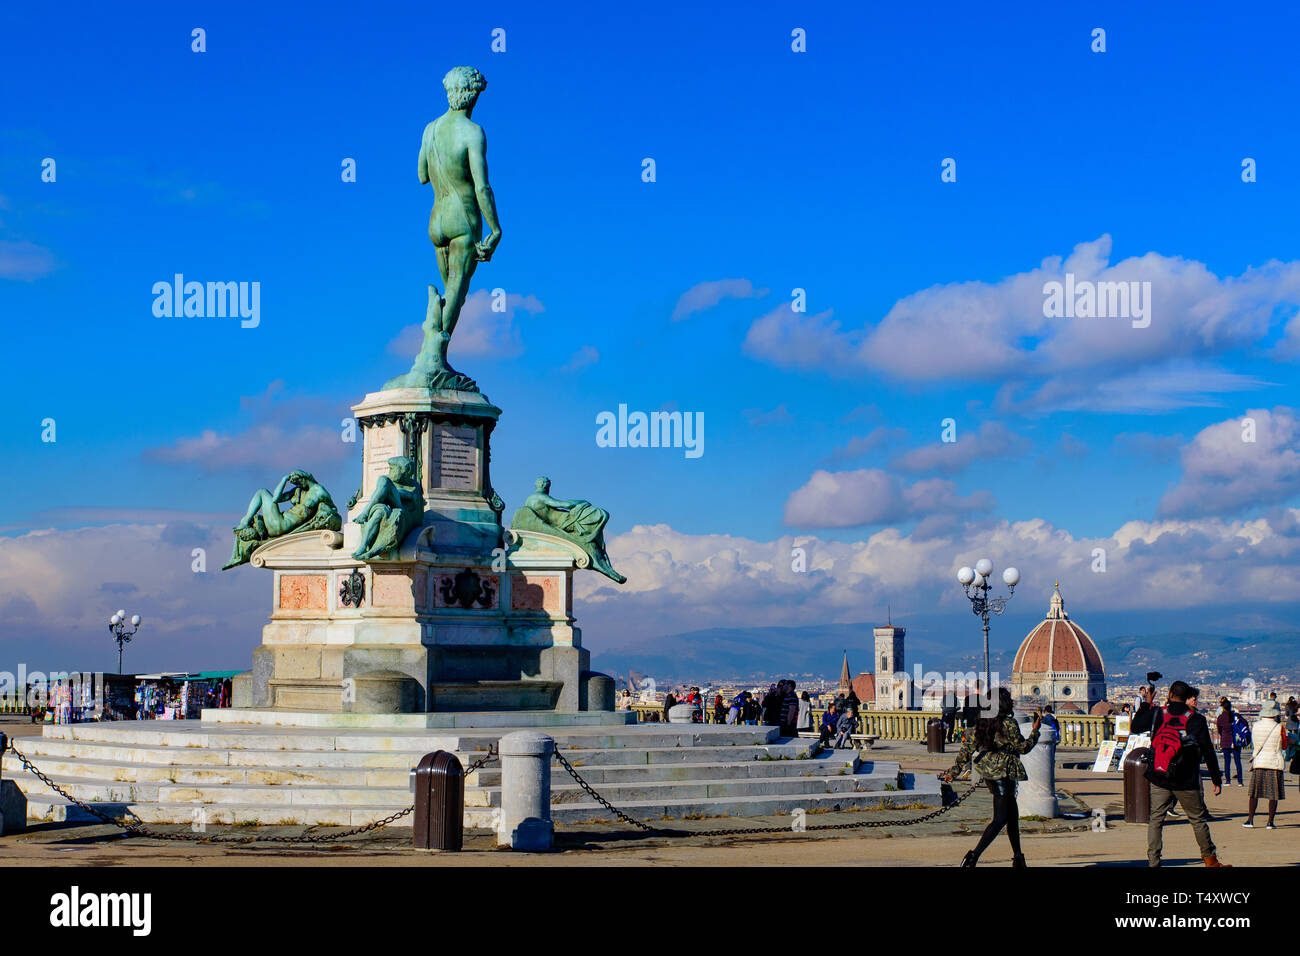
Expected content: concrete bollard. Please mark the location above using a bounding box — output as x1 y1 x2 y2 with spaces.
1018 718 1058 818
497 731 554 851
667 703 697 723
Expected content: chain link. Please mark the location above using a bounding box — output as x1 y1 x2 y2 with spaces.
552 745 979 838
8 744 495 845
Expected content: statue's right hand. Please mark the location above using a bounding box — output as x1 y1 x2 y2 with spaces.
475 231 501 262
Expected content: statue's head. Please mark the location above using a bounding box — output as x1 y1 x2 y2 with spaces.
443 66 487 111
388 456 416 483
535 476 550 493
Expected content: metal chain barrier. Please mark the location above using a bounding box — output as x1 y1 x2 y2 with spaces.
7 743 495 845
552 745 980 838
9 739 977 846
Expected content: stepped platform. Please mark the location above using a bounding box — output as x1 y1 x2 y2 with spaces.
2 714 942 830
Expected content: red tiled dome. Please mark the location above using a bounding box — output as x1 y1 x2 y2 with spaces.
1011 583 1105 677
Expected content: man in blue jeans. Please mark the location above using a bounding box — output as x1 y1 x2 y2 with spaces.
1132 681 1227 867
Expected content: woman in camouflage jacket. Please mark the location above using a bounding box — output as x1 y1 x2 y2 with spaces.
942 687 1041 867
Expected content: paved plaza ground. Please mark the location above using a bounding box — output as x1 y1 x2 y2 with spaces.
3 719 1293 867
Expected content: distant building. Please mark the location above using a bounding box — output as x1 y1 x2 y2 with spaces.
874 622 911 709
1010 582 1106 713
851 673 876 704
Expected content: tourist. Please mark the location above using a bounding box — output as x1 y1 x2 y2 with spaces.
845 686 860 714
834 703 859 749
662 690 676 722
713 694 726 724
762 684 782 726
819 703 839 747
727 690 744 725
797 691 813 733
55 680 72 725
1040 705 1060 740
1131 680 1227 867
1216 698 1245 787
780 681 799 736
742 691 760 725
688 686 703 723
1243 699 1288 830
1286 700 1299 781
942 687 1039 867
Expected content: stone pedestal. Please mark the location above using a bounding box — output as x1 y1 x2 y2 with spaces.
348 387 504 558
244 387 605 715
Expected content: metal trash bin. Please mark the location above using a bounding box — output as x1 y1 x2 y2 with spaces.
1123 746 1151 824
411 750 464 851
926 718 946 754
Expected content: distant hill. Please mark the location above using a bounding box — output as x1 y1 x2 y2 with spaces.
593 622 1299 685
1099 632 1299 683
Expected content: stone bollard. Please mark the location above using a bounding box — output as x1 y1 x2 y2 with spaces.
1017 718 1058 818
497 731 554 851
667 703 697 723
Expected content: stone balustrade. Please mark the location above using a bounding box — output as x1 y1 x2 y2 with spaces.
1055 713 1113 748
599 701 1117 746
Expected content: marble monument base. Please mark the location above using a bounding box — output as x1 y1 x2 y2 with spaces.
236 387 612 715
237 526 603 714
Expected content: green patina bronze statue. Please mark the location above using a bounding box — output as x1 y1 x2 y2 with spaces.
352 456 425 561
511 477 626 584
386 65 503 394
223 470 342 569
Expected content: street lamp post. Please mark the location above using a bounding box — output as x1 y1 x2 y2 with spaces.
956 559 1019 707
107 609 143 675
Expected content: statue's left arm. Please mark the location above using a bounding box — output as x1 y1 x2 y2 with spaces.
469 128 501 260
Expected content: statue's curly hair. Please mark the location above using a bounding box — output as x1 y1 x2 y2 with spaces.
443 66 487 110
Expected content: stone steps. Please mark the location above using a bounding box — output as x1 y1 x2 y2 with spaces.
4 719 941 830
36 722 782 752
12 739 436 769
11 737 814 770
9 766 905 811
468 780 944 828
467 753 867 786
4 749 864 790
23 781 944 829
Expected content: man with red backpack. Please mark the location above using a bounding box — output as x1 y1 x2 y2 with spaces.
1131 680 1227 867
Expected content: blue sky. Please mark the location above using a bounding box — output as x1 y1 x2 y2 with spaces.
2 1 1298 673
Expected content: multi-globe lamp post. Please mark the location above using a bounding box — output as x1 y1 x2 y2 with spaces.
108 609 142 675
956 558 1019 706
